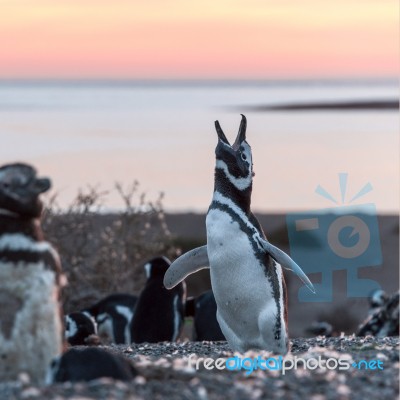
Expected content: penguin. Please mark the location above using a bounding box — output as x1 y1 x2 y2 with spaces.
306 321 333 337
130 257 186 343
65 312 97 346
369 289 388 314
46 348 137 383
357 291 399 337
0 163 65 383
84 293 138 344
186 290 225 341
163 115 314 354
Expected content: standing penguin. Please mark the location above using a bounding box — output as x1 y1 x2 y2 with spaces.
164 115 314 354
130 257 186 343
0 163 65 383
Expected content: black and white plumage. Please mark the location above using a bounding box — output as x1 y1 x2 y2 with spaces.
186 290 225 341
306 321 333 337
369 289 389 313
84 293 138 344
65 312 97 346
357 291 399 337
164 116 314 354
130 257 186 343
46 348 137 383
0 163 65 383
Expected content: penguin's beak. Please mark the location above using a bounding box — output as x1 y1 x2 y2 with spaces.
215 120 230 145
232 114 247 151
32 177 51 194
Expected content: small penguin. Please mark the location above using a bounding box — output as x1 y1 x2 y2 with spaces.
84 293 138 344
306 321 333 337
164 116 314 354
46 348 137 383
0 163 65 383
65 312 97 346
186 290 225 341
130 257 186 343
357 291 399 337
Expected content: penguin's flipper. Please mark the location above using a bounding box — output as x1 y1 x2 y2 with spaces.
163 246 210 289
259 238 315 294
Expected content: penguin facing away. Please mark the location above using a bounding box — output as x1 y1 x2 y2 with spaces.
130 257 186 343
186 290 226 341
164 116 314 354
0 163 65 383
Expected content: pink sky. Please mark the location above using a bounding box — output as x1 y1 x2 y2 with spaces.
0 0 398 79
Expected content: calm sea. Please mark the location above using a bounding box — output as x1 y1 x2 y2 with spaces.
0 79 398 213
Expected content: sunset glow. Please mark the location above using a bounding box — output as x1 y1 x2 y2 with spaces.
0 0 398 79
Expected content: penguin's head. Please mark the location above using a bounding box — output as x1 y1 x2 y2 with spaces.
214 115 254 190
0 163 51 218
65 312 97 345
369 289 388 309
144 256 171 280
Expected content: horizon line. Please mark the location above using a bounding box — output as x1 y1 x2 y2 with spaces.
0 76 397 88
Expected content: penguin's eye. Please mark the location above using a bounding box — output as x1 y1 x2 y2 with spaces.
241 153 247 161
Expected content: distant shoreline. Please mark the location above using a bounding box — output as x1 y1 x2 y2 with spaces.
236 99 399 112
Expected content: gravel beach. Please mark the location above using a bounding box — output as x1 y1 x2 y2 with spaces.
1 336 398 400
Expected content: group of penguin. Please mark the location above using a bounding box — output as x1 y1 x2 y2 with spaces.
0 114 398 385
65 258 225 348
0 162 225 384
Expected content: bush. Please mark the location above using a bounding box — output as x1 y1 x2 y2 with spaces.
42 182 177 313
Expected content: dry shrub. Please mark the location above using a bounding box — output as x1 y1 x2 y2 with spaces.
42 182 177 313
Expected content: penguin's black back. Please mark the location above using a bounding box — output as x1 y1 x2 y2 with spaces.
130 257 186 343
193 290 225 341
85 293 138 317
49 348 137 382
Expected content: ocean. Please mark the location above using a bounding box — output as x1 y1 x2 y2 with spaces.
0 79 398 213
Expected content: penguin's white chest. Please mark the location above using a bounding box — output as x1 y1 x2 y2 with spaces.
206 208 273 305
206 208 287 354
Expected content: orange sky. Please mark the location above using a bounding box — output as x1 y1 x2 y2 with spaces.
0 0 398 79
